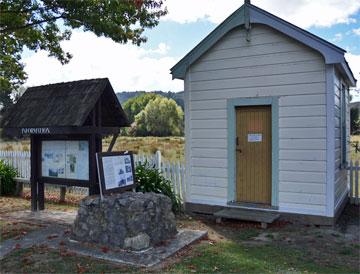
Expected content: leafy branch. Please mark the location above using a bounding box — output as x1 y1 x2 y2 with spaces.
0 0 167 112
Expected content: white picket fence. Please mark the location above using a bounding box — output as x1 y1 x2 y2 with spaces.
0 151 31 179
348 161 360 205
0 150 186 201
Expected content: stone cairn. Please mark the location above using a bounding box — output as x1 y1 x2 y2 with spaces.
71 192 177 250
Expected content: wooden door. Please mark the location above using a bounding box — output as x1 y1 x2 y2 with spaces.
236 106 272 204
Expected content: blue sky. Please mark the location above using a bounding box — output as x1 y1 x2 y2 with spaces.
144 11 360 59
23 0 360 99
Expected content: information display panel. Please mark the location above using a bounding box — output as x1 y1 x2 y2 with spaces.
41 140 89 180
96 151 135 194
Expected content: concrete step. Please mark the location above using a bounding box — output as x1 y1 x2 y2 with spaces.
214 208 280 228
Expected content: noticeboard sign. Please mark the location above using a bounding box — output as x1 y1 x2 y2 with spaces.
247 133 262 142
41 140 89 180
96 151 136 194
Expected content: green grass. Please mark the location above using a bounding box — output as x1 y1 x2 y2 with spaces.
168 241 358 274
233 228 260 241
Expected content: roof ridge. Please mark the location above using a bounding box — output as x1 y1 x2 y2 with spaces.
27 78 109 89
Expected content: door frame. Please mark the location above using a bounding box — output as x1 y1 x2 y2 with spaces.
227 97 279 207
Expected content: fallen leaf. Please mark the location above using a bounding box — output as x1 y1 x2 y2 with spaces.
101 246 109 253
47 234 59 240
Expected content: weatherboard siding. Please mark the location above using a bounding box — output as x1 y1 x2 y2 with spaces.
334 70 350 213
186 24 327 215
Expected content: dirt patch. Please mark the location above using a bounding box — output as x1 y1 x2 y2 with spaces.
0 220 47 242
336 203 360 239
1 245 133 273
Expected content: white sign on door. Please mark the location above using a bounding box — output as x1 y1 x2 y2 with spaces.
248 133 262 142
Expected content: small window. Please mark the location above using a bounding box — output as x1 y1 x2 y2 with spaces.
340 84 347 168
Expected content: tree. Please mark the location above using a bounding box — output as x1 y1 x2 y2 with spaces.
134 97 184 136
351 107 360 135
123 92 160 124
0 0 167 111
0 85 26 112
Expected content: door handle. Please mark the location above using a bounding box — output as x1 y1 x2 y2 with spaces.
236 137 241 152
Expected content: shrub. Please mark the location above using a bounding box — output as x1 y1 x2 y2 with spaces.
0 160 17 196
135 161 182 213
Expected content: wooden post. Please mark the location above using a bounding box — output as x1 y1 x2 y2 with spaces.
30 135 38 211
38 181 45 210
37 137 45 210
89 133 99 195
93 99 102 195
60 187 66 202
107 133 118 152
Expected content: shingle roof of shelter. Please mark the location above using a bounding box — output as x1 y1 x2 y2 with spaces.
1 78 129 129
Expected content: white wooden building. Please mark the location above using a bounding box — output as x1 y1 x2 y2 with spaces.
171 1 357 224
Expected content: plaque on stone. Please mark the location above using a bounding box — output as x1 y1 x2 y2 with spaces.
96 151 136 194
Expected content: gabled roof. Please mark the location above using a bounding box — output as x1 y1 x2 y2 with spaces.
1 78 129 129
171 3 356 87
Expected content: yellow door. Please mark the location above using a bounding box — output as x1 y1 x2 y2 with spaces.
236 106 272 205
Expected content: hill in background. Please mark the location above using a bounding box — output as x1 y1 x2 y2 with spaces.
116 91 184 110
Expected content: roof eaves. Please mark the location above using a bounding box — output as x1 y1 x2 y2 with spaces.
249 4 345 55
171 3 351 80
338 61 357 87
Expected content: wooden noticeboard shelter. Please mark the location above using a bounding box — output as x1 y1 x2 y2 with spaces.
0 78 129 211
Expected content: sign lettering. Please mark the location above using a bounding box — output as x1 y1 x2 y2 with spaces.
21 128 50 135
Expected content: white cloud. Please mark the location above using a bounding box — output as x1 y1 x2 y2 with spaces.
152 42 170 55
23 31 183 92
163 0 360 29
353 28 360 36
345 53 360 101
331 33 343 43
